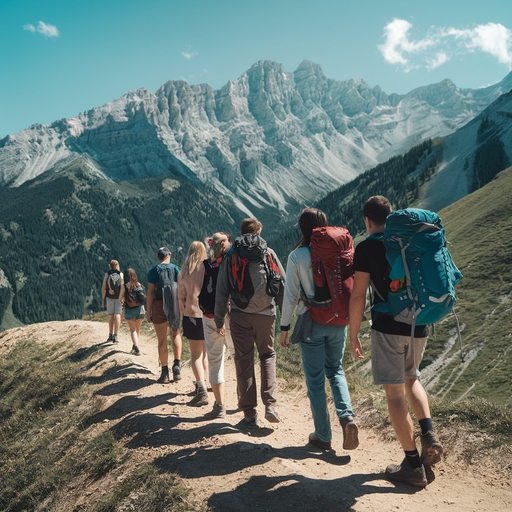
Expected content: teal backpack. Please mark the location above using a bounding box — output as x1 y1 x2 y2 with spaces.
371 208 464 360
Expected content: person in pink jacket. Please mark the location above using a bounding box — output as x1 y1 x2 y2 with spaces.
178 241 209 406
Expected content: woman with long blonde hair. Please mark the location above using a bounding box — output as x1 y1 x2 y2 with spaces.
178 241 209 406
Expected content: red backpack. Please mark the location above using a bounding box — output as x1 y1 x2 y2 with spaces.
301 226 354 325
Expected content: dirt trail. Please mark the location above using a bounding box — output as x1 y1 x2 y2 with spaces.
3 320 511 511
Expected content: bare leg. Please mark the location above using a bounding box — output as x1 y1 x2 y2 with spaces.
189 339 206 383
108 314 114 335
405 378 431 421
126 318 143 348
383 383 416 451
113 313 121 335
211 382 224 406
202 340 209 380
170 328 182 360
154 322 169 367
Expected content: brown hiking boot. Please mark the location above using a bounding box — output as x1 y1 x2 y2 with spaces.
339 415 359 450
308 433 332 451
420 430 443 466
385 458 428 487
265 405 280 423
203 402 226 419
188 390 209 407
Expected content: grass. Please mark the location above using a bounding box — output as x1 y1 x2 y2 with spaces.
0 330 191 512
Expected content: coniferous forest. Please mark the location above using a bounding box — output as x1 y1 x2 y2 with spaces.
0 166 249 327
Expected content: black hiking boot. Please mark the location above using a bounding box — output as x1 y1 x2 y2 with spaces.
172 362 181 381
156 368 170 384
385 458 428 487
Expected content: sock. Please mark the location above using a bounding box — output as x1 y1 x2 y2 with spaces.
405 449 422 469
161 365 169 373
196 381 206 392
173 359 181 368
419 418 433 435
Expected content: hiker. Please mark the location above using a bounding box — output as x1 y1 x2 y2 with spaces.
146 247 183 383
101 260 124 344
119 268 146 356
349 195 443 488
215 218 285 428
199 232 235 419
279 208 359 451
178 241 209 407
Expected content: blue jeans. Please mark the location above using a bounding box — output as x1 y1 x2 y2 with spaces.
299 322 354 442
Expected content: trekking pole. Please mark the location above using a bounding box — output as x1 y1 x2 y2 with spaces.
452 308 464 363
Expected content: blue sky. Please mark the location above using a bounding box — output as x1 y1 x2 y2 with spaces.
1 0 511 138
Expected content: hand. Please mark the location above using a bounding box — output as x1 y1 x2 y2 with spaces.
350 337 364 359
216 326 225 336
146 311 153 324
280 331 291 349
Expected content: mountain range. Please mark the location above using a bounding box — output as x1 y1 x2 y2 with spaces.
1 60 511 215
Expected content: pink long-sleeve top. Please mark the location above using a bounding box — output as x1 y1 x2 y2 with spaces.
177 264 204 318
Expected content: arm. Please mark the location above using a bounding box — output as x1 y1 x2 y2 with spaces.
146 282 156 323
101 274 107 309
279 251 301 348
177 275 187 317
119 284 125 303
349 271 370 359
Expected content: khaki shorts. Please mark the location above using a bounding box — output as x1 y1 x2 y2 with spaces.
371 330 427 385
106 297 122 315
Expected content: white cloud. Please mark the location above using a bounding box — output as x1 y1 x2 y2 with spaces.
426 52 449 71
181 50 198 59
23 20 60 38
379 19 512 71
447 23 512 67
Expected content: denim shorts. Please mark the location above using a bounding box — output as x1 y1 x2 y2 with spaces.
124 304 145 321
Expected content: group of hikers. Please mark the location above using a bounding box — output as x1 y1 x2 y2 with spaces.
100 195 449 488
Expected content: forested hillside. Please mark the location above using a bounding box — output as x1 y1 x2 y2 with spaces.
0 162 249 327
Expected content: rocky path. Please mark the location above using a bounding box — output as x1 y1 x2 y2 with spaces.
4 320 511 511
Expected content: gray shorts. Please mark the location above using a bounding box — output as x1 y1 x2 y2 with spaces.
371 330 427 385
106 297 122 315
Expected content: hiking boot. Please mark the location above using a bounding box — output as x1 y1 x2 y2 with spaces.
156 369 170 384
385 458 428 488
241 415 259 429
420 430 443 466
188 390 209 407
265 405 280 423
130 345 141 356
308 433 332 451
112 334 119 344
172 363 181 381
339 415 359 450
204 402 226 419
107 334 113 343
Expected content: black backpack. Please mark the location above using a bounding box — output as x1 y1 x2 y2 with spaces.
156 265 180 330
230 234 281 310
106 270 122 299
198 259 220 316
131 284 147 307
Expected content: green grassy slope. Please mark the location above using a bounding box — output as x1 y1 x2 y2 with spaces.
420 167 512 405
